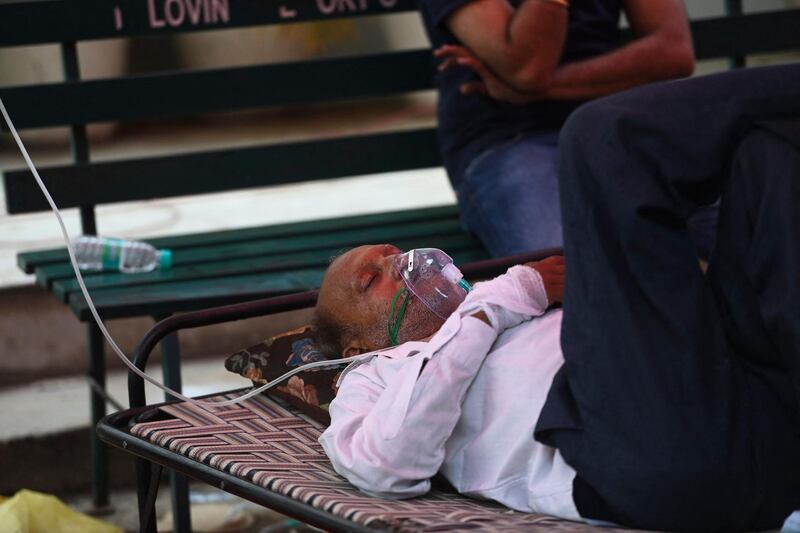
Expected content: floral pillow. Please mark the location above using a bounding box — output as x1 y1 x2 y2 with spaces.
224 325 342 425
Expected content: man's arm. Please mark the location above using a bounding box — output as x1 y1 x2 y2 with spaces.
443 0 568 92
439 0 694 103
319 265 552 498
542 0 694 100
320 315 498 498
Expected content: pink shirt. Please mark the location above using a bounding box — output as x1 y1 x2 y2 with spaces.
319 266 581 521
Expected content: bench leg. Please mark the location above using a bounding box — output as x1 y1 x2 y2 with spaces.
137 459 162 533
170 474 191 533
87 322 111 513
157 318 192 533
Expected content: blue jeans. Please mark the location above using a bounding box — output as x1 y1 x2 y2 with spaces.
456 130 562 257
456 129 719 258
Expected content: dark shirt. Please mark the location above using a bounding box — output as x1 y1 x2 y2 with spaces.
417 0 623 186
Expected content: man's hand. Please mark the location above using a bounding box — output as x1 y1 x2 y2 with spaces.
470 310 491 325
525 255 564 305
435 45 541 105
442 0 568 92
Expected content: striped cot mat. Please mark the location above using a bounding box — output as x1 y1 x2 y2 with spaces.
131 392 632 532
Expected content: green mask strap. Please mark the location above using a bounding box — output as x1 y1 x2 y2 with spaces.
387 287 410 346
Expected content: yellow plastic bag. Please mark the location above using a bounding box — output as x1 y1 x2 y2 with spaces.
0 490 121 533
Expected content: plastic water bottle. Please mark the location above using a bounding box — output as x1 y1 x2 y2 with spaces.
73 236 172 273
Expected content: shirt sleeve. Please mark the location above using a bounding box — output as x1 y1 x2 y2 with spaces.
460 264 550 332
319 265 550 499
417 0 476 30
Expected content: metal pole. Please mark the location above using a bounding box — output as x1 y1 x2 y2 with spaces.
61 40 110 513
86 322 110 511
157 315 192 533
724 0 745 69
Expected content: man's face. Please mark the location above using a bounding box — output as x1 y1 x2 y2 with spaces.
317 244 445 355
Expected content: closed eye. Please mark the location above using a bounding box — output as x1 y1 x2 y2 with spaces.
365 273 378 290
361 273 376 292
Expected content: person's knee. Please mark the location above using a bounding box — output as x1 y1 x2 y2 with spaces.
559 101 612 161
560 85 662 165
559 98 633 187
558 98 633 217
724 126 800 232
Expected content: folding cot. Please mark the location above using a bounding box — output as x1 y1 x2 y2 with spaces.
96 251 638 532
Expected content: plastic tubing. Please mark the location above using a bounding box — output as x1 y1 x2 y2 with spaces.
0 96 363 408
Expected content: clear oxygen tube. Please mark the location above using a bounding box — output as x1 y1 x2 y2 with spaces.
0 96 368 408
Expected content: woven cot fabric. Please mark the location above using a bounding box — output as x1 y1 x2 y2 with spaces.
131 393 636 532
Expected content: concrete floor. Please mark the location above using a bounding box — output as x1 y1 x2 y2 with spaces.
65 485 320 533
0 359 246 440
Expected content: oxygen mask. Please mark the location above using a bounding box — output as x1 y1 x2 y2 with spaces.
391 248 472 320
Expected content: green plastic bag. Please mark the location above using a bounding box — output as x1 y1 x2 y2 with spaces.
0 490 121 533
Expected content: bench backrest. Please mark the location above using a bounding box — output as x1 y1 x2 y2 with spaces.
2 0 799 234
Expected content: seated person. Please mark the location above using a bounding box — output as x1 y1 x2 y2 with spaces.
315 63 800 532
416 0 706 257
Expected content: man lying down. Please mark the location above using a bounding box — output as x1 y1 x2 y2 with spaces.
313 246 575 516
314 64 800 532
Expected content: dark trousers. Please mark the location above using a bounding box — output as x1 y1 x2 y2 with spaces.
536 65 800 532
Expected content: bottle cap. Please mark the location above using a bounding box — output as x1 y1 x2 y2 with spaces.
158 249 173 270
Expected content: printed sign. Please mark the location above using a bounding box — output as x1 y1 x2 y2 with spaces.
109 0 407 33
314 0 397 16
147 0 231 28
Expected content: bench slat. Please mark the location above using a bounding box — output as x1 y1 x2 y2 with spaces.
67 266 326 319
0 51 434 130
67 247 487 320
3 11 799 131
0 0 417 46
52 232 479 303
688 10 800 59
45 219 473 297
1 1 796 55
17 205 460 273
4 129 441 215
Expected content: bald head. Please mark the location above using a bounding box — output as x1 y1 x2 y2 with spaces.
313 244 445 357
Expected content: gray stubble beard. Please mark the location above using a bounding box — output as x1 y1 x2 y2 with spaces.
362 294 445 349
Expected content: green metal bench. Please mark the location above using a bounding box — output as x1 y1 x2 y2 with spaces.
2 0 799 524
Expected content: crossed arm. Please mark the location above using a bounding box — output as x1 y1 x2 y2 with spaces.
438 0 694 103
442 0 570 93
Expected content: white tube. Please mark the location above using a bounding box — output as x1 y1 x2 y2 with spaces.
0 96 360 408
